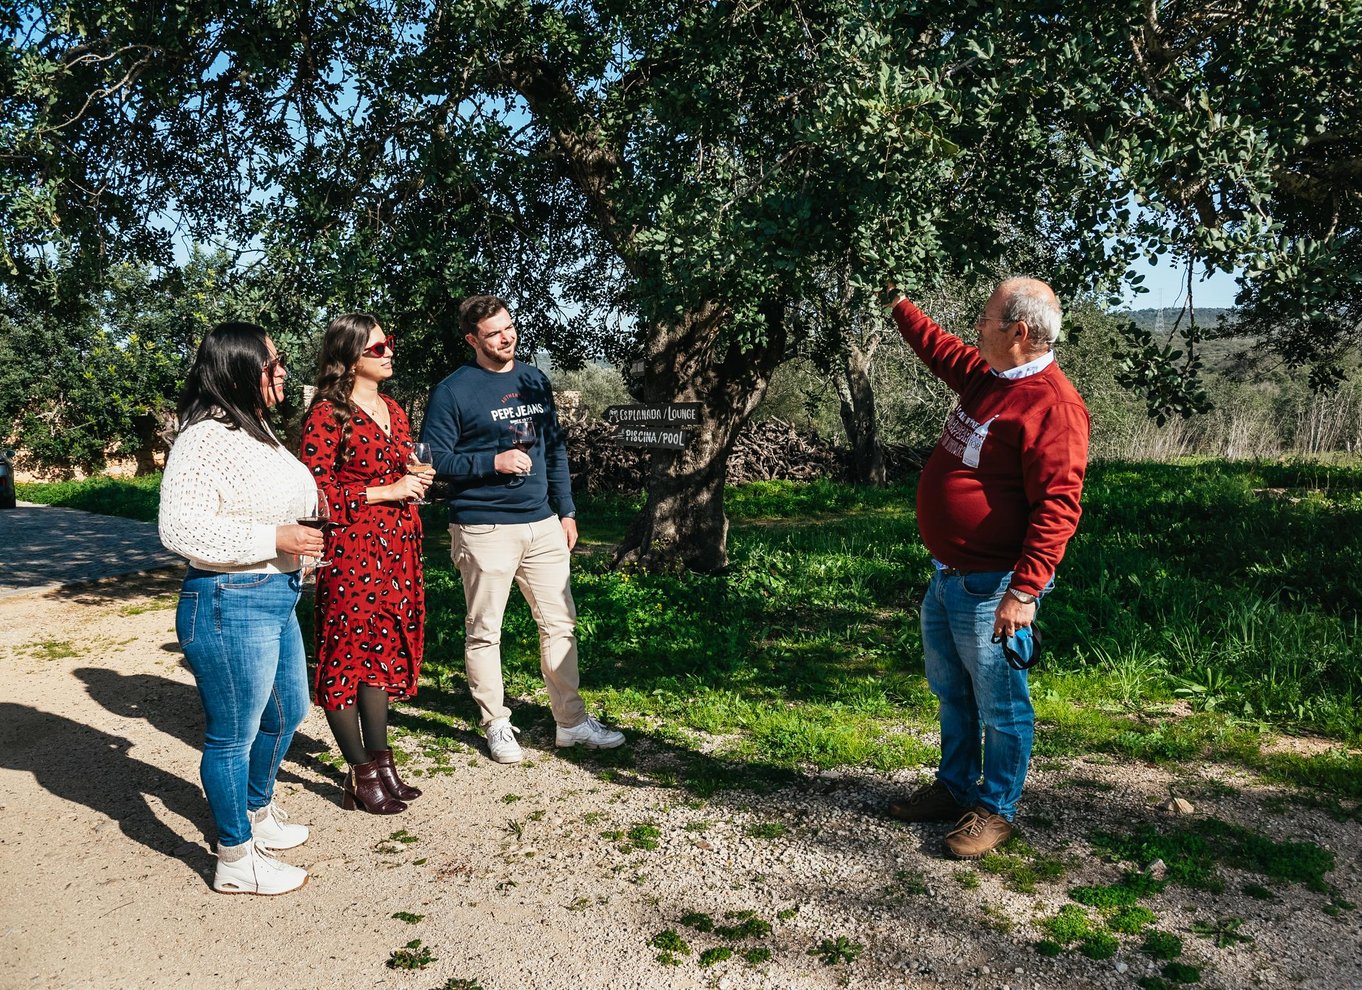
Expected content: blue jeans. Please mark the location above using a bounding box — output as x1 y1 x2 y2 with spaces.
176 567 309 847
921 568 1050 822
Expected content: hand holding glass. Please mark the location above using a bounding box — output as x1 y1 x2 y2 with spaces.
296 488 333 568
407 442 433 505
507 420 536 487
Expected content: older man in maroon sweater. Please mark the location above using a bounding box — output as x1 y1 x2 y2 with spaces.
884 277 1089 859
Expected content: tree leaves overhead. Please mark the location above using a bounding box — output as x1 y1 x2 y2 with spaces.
5 0 1361 544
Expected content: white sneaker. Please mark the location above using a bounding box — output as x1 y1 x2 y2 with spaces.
249 802 308 851
555 713 625 750
485 718 524 764
214 840 308 895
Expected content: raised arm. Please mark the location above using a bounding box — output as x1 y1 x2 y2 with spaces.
884 287 988 393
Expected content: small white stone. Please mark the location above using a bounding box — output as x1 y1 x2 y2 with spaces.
1116 961 1128 974
981 965 991 975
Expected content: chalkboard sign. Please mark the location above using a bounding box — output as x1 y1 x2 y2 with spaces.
603 403 702 426
603 404 701 449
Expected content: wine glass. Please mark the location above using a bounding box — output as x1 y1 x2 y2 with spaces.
296 487 332 570
507 419 536 488
407 441 433 505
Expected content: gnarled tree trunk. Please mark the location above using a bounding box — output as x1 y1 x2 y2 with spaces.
835 329 886 486
613 302 788 573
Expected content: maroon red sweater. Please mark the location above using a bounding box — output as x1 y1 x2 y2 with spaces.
892 297 1089 596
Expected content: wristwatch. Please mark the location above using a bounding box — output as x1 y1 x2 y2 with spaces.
1007 587 1037 605
560 511 577 520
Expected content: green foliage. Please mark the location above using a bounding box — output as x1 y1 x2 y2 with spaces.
8 0 1362 575
1161 962 1203 984
744 822 787 839
1 252 301 472
977 838 1068 893
697 947 733 968
809 936 863 966
1108 906 1157 935
1324 895 1357 917
1078 932 1119 961
650 930 690 955
713 914 771 940
1141 930 1184 961
1042 905 1097 945
680 913 714 933
386 940 435 970
742 947 772 965
1190 917 1253 948
391 912 424 925
625 823 661 851
24 464 1362 798
1034 940 1063 957
1092 817 1335 894
15 475 161 521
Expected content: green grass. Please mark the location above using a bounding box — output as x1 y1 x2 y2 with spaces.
32 462 1362 797
1091 817 1335 893
16 474 162 521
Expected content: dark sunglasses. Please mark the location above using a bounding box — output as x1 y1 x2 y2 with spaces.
263 353 288 373
992 625 1043 671
362 336 396 358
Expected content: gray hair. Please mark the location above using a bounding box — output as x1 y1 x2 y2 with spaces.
1000 281 1063 352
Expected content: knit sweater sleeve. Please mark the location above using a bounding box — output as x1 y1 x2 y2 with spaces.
890 297 988 393
1011 399 1090 596
158 424 279 566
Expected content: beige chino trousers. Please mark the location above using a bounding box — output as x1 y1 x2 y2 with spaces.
450 517 587 729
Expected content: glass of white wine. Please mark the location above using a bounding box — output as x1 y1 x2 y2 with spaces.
407 442 433 505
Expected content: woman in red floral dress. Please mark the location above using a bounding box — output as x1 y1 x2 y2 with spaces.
301 313 431 815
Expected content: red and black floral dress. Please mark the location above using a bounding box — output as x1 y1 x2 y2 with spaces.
300 396 424 710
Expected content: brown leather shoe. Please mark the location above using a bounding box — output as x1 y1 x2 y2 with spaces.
368 748 422 801
944 807 1014 859
887 779 969 823
341 759 407 815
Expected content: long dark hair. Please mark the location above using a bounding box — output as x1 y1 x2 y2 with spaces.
177 322 280 447
309 312 381 461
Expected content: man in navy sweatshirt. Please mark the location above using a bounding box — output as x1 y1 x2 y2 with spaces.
421 295 624 763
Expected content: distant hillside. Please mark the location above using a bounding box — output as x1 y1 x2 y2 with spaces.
1116 307 1251 374
1124 307 1234 334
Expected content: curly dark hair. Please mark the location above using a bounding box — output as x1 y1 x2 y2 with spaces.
309 312 381 462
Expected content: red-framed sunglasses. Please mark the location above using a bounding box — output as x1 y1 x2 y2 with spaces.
361 336 396 358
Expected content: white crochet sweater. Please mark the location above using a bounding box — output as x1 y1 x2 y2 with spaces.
159 418 316 573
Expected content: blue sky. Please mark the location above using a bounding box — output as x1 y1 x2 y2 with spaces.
1120 253 1241 311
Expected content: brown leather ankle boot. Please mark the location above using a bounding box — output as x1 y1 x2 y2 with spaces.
341 759 407 814
368 748 422 801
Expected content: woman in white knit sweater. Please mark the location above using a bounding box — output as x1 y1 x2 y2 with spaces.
159 322 325 896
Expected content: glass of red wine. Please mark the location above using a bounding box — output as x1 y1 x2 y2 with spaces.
297 487 333 568
507 419 536 488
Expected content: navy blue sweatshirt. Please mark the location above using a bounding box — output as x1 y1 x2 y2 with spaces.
420 361 577 525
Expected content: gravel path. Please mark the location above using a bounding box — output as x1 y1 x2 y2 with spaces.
2 572 1359 990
